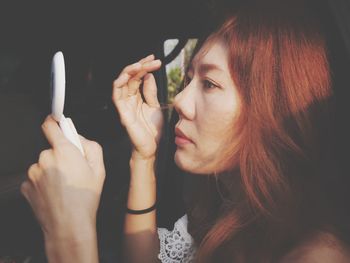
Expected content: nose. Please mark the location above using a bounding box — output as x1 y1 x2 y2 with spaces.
173 83 195 120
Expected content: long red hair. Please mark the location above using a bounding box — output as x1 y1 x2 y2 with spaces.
184 1 340 262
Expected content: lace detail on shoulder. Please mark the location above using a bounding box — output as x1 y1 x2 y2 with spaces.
158 215 196 263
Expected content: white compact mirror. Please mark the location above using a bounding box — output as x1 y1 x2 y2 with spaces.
51 51 66 122
50 51 84 155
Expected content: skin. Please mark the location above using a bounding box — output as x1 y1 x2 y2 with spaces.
21 116 105 263
112 54 162 263
20 39 348 263
173 39 241 174
112 40 241 263
21 54 163 263
21 40 241 263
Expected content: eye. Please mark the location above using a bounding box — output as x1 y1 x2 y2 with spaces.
203 79 219 90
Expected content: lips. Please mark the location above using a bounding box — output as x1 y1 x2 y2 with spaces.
175 127 193 146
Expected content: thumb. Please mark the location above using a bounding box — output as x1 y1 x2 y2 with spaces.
41 115 70 148
79 135 106 177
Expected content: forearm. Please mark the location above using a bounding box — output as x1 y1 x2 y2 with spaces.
44 226 99 263
123 154 160 263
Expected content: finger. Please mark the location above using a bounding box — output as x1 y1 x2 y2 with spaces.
114 59 160 88
127 78 142 96
125 60 162 96
41 115 69 148
79 135 105 177
137 59 162 79
113 62 142 89
121 84 129 99
112 79 123 101
139 54 155 64
20 180 33 203
112 59 161 101
113 73 137 101
66 118 85 156
126 60 162 98
38 149 56 170
27 163 42 183
143 73 160 107
120 62 142 76
128 59 162 83
113 72 130 91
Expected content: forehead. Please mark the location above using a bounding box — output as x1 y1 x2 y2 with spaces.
191 40 229 70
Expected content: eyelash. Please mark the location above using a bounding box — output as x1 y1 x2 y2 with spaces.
183 74 192 87
202 79 218 90
184 75 219 91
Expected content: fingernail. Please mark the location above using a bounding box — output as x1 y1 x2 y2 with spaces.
150 60 161 65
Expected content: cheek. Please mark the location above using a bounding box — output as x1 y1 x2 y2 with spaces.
197 100 236 150
174 109 237 174
196 115 232 165
174 91 240 174
194 97 238 170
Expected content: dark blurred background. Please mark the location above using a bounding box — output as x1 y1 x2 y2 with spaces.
0 1 210 261
0 0 349 262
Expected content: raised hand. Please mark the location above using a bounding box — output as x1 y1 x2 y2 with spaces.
112 54 163 160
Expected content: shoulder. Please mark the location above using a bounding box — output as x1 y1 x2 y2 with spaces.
280 231 350 263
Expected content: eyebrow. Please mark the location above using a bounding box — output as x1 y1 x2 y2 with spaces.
189 62 224 75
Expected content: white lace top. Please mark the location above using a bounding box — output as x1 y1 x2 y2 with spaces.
157 215 196 263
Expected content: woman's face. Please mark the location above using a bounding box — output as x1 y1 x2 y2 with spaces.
173 39 241 174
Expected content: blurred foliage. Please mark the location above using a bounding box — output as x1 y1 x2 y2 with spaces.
167 67 183 105
166 39 197 107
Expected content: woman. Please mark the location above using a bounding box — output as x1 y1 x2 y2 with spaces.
21 0 349 262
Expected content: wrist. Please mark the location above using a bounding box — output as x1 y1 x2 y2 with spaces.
43 222 96 245
129 153 156 191
44 226 97 263
129 152 156 176
130 151 156 163
129 162 156 186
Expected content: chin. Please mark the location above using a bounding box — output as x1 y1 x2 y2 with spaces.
174 151 211 175
174 151 188 170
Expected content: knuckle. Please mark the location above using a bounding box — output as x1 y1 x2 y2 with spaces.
41 122 47 132
97 168 106 183
27 167 38 183
55 142 74 156
129 78 141 85
122 66 129 73
27 174 35 184
20 181 30 196
59 141 72 150
111 92 117 102
101 169 106 180
122 62 140 75
38 149 52 165
123 64 133 73
27 163 36 174
113 78 120 88
41 117 51 131
112 88 121 103
90 141 103 154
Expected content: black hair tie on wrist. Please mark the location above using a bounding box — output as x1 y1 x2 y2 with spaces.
126 203 157 215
